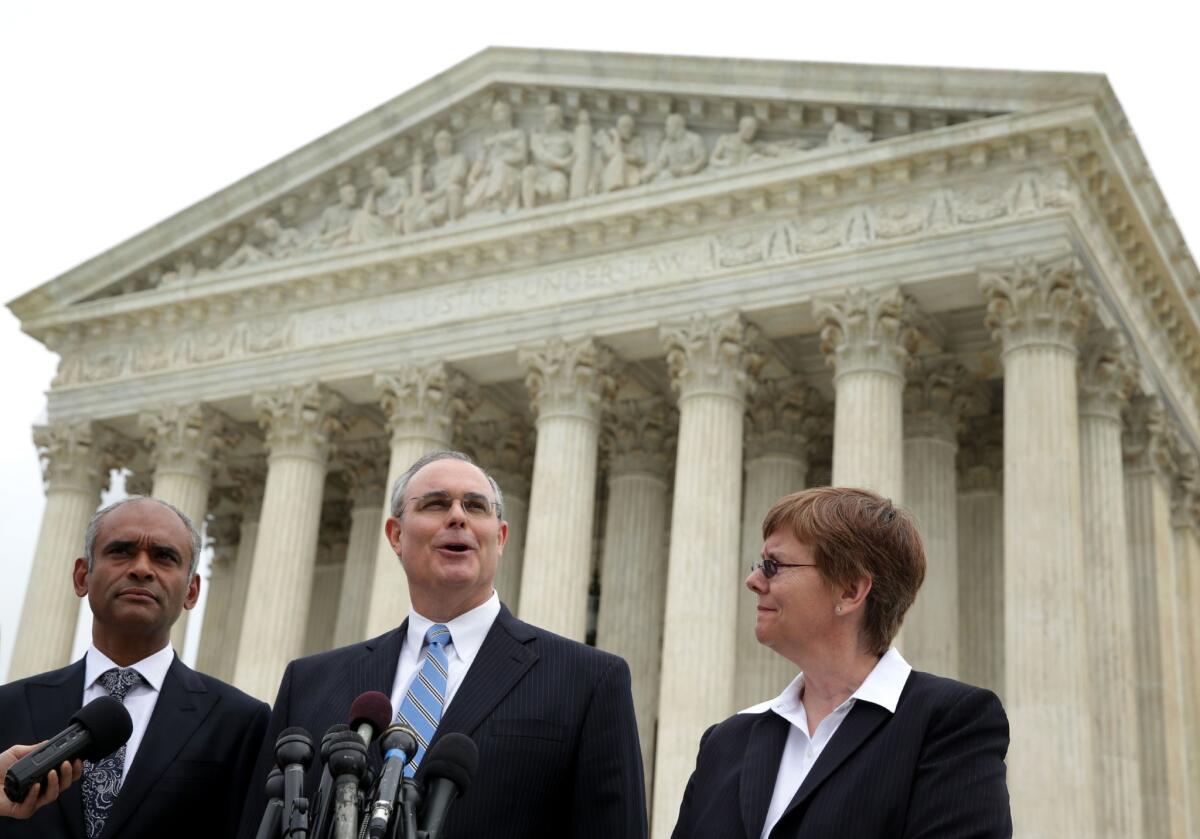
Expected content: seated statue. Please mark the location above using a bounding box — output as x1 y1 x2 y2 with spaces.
465 100 527 214
359 165 411 238
595 114 645 192
405 129 468 233
711 116 775 168
219 216 307 270
313 184 360 248
825 121 873 148
522 104 574 208
643 113 708 182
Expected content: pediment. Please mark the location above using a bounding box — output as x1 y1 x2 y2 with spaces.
9 47 1121 321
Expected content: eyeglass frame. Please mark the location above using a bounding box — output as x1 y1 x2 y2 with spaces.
749 557 819 579
405 490 499 519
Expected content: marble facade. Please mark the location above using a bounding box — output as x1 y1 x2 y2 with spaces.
7 49 1200 837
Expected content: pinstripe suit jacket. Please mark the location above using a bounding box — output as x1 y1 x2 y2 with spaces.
670 671 1011 839
237 604 647 839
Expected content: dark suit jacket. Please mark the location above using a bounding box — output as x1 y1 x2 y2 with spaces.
0 655 269 839
670 670 1011 839
238 604 647 839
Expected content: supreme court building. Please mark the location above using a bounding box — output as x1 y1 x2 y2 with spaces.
7 49 1200 837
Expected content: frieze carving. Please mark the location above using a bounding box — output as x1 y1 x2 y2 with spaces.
53 167 1080 388
109 91 980 292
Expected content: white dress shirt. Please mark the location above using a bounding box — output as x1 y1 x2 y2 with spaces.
81 643 175 785
389 591 501 717
739 648 913 839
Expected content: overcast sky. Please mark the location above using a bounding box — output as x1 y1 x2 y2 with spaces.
2 0 1196 680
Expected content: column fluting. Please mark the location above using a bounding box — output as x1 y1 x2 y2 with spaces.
195 509 240 677
332 442 387 647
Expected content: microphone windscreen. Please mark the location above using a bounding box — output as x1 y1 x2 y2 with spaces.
348 691 393 733
70 696 133 760
321 723 351 761
418 733 478 795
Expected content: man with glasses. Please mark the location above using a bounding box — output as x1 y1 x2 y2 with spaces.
239 450 647 839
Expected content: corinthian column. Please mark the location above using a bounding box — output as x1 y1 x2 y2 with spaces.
734 378 811 709
1123 395 1190 839
9 422 112 680
595 396 673 780
364 364 476 638
462 420 534 611
652 313 761 839
1077 330 1142 839
901 360 966 676
305 504 349 655
195 509 240 678
1169 462 1200 838
979 253 1095 837
956 415 1003 696
217 462 264 680
814 287 913 501
233 384 342 702
518 337 616 639
332 441 387 647
139 403 233 651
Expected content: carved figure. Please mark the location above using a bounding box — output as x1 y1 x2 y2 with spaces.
465 100 527 214
405 129 468 233
570 110 594 199
219 216 307 270
366 165 411 228
595 114 645 192
643 113 708 182
711 116 774 168
313 184 360 247
522 104 574 208
825 121 872 147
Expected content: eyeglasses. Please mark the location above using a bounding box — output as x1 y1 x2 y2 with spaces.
407 491 496 519
749 558 819 579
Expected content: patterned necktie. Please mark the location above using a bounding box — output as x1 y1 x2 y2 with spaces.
82 667 145 839
396 624 451 777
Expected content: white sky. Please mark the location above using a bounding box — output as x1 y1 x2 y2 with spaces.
1 0 1196 680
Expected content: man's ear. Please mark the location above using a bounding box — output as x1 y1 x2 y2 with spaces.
183 573 201 611
72 557 89 597
384 516 403 558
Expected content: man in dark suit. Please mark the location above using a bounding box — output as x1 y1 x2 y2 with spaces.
0 496 270 839
671 487 1010 839
239 450 647 839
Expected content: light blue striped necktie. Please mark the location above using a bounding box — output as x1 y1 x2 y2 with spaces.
396 623 451 777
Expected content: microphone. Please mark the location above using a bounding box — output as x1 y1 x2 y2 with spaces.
348 691 393 748
253 767 285 839
275 727 314 839
417 733 478 839
3 696 132 804
325 731 368 839
310 724 352 839
366 724 418 839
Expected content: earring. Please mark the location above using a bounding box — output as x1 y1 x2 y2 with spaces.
835 605 843 615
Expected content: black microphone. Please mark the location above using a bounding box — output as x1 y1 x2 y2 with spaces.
310 723 351 839
348 691 393 748
253 767 285 839
366 724 418 839
3 695 132 803
275 727 314 839
326 731 368 839
417 733 478 839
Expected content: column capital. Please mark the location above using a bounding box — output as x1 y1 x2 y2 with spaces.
253 383 345 463
605 396 675 478
221 458 268 520
205 508 243 555
980 253 1092 355
904 359 971 443
1122 393 1173 479
957 414 1004 492
318 499 353 560
336 439 390 509
138 403 236 483
815 286 917 380
375 362 477 443
33 420 122 495
744 376 814 462
660 312 763 402
461 418 535 499
520 337 618 423
1078 328 1136 423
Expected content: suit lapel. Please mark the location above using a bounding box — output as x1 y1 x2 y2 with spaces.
26 660 87 839
777 701 891 825
740 712 790 839
98 657 216 838
434 606 538 742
